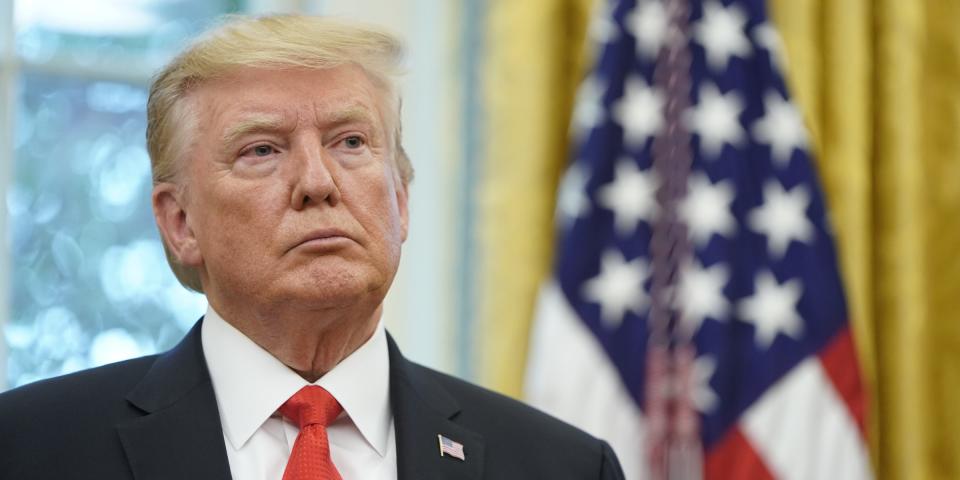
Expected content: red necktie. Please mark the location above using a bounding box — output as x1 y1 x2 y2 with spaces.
279 386 344 480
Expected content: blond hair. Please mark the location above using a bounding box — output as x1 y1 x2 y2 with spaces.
147 14 412 292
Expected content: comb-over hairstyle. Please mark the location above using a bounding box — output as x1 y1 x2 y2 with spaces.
147 14 412 292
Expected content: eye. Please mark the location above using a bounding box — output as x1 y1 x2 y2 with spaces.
238 143 280 161
252 144 276 156
343 135 365 149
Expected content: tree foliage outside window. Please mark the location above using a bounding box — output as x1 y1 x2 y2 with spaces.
5 0 239 388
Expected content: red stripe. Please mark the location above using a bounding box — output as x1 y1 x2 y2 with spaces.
817 326 868 437
705 426 776 480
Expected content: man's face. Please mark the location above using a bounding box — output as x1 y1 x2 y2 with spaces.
160 65 408 315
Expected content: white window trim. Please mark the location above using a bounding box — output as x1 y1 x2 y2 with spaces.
0 0 16 391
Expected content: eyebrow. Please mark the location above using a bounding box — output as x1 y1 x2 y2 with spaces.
221 114 289 146
219 105 382 148
318 105 379 131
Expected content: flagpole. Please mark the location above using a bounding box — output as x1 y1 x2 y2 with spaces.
645 0 701 478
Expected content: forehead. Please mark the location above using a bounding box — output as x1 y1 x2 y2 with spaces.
188 65 392 132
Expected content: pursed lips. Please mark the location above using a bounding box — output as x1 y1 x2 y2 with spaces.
288 228 356 253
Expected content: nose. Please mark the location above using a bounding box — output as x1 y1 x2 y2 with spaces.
289 142 341 210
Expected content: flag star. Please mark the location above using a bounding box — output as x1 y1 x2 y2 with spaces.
597 158 659 235
556 164 590 226
748 180 814 258
571 75 605 140
689 355 719 413
752 90 808 167
736 271 804 348
588 0 618 45
625 0 668 59
582 249 650 328
685 82 746 158
612 75 665 148
754 22 787 71
675 260 730 335
693 0 751 72
680 173 736 246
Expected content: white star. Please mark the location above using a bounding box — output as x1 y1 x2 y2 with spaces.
747 180 814 258
556 164 590 226
754 22 787 71
752 90 808 167
612 75 665 148
736 271 804 348
693 0 751 72
571 75 605 139
596 158 659 235
679 173 736 246
625 0 668 59
675 260 730 335
582 249 650 328
689 355 719 413
685 82 746 157
588 0 618 45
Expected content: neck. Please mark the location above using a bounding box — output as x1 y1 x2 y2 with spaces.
209 297 382 382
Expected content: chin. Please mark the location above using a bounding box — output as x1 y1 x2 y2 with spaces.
284 269 387 308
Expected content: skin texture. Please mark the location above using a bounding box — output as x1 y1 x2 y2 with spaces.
152 65 409 381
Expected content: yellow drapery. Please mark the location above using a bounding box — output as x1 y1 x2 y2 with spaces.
478 0 594 394
479 0 960 478
769 0 960 478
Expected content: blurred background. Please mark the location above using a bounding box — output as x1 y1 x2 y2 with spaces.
1 0 958 478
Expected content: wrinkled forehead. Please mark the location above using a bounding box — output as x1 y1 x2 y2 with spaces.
218 104 380 144
196 65 393 117
172 65 401 157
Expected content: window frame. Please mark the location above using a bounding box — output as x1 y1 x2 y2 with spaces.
1 0 16 391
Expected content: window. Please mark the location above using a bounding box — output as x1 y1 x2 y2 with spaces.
4 0 239 388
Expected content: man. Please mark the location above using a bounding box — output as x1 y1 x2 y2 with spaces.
0 15 624 480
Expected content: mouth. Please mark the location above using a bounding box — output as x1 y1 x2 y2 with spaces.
288 228 356 253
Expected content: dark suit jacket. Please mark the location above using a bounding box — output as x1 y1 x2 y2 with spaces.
0 320 624 479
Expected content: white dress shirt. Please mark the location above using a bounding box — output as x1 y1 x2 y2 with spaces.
201 307 397 480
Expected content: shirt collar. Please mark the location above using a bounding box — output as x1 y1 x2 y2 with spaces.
201 306 392 456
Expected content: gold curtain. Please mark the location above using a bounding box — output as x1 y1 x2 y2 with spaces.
479 0 960 478
769 0 960 478
478 0 594 396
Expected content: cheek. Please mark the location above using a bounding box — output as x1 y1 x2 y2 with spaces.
356 181 403 235
207 199 257 238
194 185 284 252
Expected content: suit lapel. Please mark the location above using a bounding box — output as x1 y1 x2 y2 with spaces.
388 336 485 480
116 319 232 480
115 322 484 480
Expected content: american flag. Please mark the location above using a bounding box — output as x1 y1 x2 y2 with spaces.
524 0 872 478
438 434 466 461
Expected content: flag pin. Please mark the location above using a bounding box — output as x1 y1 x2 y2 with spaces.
437 434 465 461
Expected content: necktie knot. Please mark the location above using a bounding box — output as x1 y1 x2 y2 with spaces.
278 385 343 480
279 385 342 429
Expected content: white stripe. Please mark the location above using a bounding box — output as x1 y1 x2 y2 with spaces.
740 357 872 480
524 281 648 480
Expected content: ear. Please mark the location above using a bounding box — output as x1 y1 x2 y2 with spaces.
153 183 203 267
396 179 409 242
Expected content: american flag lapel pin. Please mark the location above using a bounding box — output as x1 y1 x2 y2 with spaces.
437 434 465 461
